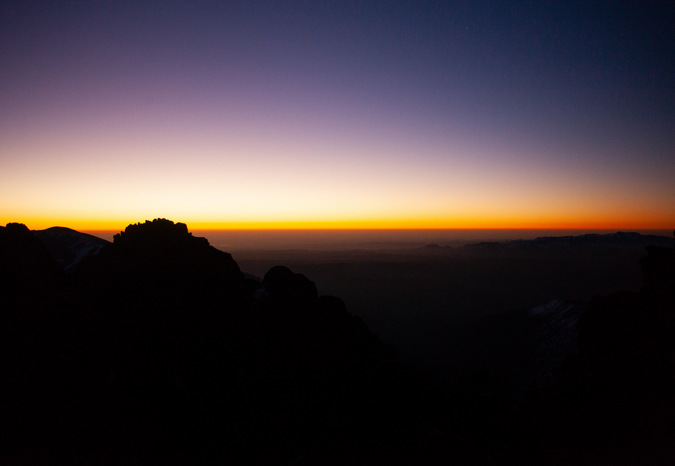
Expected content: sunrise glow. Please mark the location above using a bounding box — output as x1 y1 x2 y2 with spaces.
2 2 673 232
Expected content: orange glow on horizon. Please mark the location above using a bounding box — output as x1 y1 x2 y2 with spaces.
4 213 672 233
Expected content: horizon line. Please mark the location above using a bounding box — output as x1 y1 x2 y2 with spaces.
4 218 673 232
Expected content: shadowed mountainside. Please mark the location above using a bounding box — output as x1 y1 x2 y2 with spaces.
1 220 674 464
0 219 419 464
515 243 675 464
33 227 109 271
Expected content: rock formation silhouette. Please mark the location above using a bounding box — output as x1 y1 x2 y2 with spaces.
1 220 674 464
0 219 404 464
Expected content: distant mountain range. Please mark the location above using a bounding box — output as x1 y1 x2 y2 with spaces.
10 223 675 270
418 231 675 254
468 231 675 248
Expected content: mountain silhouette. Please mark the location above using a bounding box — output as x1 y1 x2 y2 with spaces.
0 222 63 290
0 219 407 464
462 231 675 252
1 220 674 464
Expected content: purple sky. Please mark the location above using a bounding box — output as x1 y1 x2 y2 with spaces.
2 1 674 229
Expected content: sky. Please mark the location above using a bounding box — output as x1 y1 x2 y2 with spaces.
1 0 674 231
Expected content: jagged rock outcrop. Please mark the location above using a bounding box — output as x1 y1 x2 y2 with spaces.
0 219 401 464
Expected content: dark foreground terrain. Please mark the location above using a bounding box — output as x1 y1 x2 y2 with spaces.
1 219 674 464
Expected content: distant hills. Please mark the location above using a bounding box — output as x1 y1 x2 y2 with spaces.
418 231 675 252
467 231 675 249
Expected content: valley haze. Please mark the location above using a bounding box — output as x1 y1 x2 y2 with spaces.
85 228 674 250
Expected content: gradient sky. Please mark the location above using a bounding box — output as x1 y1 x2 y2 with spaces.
2 1 674 230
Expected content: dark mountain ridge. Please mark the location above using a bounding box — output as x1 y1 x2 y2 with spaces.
1 220 674 464
0 219 408 464
463 231 675 251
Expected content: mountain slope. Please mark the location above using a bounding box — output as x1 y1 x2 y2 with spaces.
34 226 109 270
0 219 405 464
